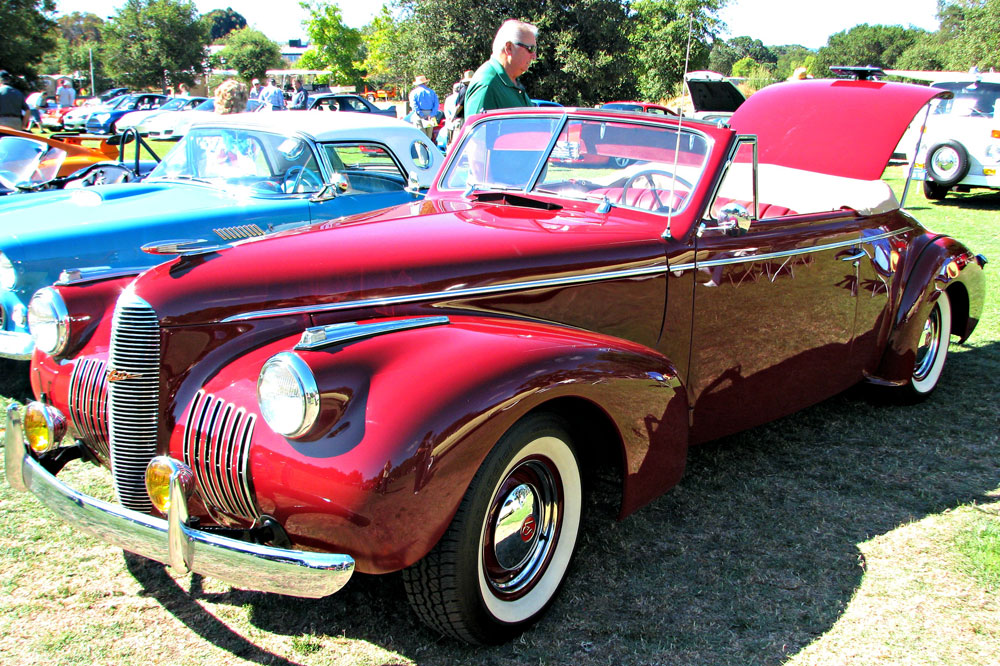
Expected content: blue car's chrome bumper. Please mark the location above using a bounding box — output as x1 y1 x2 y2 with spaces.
0 330 33 359
3 404 355 598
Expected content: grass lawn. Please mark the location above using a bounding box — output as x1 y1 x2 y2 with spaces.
0 166 997 665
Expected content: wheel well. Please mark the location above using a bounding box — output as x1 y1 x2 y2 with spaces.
946 282 970 340
526 397 625 513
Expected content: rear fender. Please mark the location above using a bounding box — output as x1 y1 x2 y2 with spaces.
219 315 689 573
871 236 985 385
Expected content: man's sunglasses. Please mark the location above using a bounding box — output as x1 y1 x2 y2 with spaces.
513 41 537 54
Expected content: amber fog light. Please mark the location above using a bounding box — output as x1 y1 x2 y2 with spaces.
24 402 67 454
145 457 194 514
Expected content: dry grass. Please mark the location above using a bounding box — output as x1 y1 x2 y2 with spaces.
1 168 998 665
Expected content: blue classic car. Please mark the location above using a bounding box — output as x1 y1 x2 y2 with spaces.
0 111 442 366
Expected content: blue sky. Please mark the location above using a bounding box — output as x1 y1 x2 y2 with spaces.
53 0 940 50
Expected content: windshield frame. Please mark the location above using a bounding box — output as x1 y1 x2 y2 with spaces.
436 111 714 217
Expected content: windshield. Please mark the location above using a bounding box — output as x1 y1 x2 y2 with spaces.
148 126 324 194
0 137 67 190
157 98 188 112
440 115 711 214
931 81 1000 119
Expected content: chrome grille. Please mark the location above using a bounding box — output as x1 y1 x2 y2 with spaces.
214 223 265 240
108 292 160 512
184 390 259 520
68 358 110 461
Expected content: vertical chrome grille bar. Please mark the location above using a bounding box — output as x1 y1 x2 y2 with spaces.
182 389 259 520
108 292 160 513
68 358 110 460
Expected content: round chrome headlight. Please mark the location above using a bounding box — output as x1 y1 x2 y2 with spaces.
0 252 16 290
28 287 70 356
257 352 320 438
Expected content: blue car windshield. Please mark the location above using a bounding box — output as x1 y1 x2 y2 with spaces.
148 126 324 195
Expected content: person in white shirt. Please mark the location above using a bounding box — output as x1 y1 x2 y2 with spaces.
56 79 76 108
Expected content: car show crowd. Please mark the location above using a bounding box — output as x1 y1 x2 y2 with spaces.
1 19 541 153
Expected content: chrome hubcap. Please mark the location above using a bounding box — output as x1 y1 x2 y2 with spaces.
931 147 959 178
483 458 561 599
914 304 941 380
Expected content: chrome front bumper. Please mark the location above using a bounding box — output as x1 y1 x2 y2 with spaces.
3 404 354 598
0 330 33 360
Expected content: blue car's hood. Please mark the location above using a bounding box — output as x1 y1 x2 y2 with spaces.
0 180 314 300
0 181 286 233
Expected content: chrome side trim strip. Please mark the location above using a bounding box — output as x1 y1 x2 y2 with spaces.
669 227 913 273
222 263 668 323
222 228 911 324
4 404 354 599
295 316 451 350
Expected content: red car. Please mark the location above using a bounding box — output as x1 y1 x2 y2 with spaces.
7 79 987 645
601 100 678 115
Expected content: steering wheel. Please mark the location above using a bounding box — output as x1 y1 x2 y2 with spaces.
64 163 137 189
282 165 324 193
620 168 694 211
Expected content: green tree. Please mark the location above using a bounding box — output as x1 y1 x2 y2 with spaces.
102 0 209 91
299 1 364 85
360 3 418 93
937 0 1000 70
708 34 776 76
215 27 282 81
730 56 757 77
0 0 57 84
202 7 247 41
772 44 815 80
54 11 104 43
398 0 639 106
630 0 729 103
38 13 111 91
815 24 926 75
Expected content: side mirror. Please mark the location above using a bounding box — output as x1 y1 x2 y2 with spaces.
309 173 349 203
718 203 752 235
406 171 421 194
697 203 753 238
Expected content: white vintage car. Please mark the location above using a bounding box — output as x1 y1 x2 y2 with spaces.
905 73 1000 199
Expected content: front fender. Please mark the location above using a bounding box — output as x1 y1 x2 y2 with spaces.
872 235 985 385
193 315 689 574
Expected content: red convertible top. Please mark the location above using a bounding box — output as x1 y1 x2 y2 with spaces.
729 79 949 180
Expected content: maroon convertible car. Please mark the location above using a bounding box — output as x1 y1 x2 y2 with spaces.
6 78 986 644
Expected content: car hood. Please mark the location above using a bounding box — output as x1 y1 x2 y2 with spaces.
729 79 951 180
132 195 668 328
685 73 745 113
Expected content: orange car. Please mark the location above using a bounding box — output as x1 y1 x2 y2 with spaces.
0 126 118 177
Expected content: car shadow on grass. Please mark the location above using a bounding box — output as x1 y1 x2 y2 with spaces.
927 189 1000 211
123 340 1000 666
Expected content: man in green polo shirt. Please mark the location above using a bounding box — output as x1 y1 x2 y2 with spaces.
463 19 537 117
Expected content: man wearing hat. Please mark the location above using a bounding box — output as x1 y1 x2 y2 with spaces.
0 71 28 130
443 70 475 147
248 78 262 101
409 75 439 139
